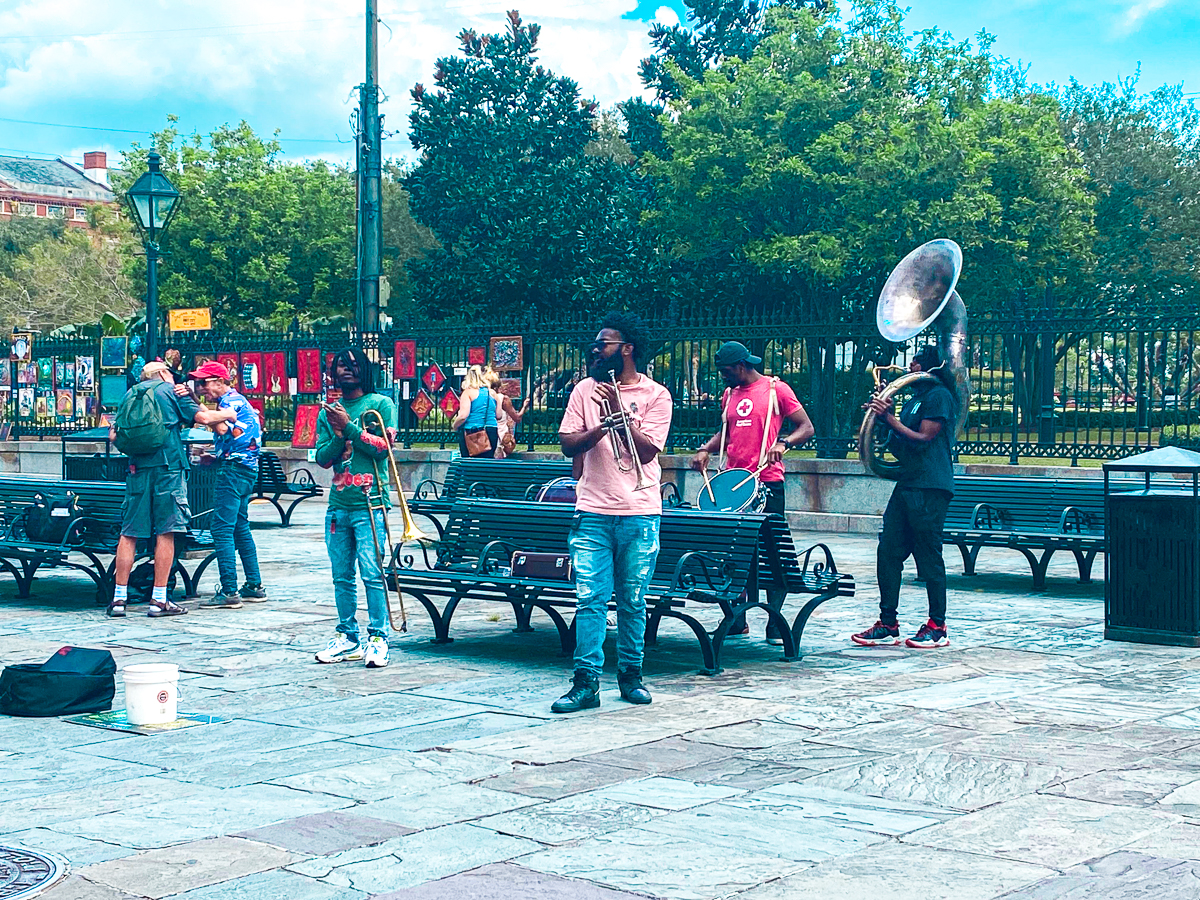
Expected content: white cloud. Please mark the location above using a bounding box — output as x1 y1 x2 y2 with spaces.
1120 0 1172 32
0 0 660 163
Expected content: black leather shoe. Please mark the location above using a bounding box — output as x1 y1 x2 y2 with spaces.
551 670 600 713
618 666 652 705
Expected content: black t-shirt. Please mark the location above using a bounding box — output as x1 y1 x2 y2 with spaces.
126 380 201 471
889 381 955 495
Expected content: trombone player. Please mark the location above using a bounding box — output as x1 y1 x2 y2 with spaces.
555 312 673 713
313 348 399 669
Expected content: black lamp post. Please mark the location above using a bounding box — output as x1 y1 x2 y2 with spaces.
125 150 181 363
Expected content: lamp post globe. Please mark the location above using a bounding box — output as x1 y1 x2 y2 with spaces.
125 150 181 363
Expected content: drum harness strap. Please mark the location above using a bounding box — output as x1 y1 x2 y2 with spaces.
717 377 779 472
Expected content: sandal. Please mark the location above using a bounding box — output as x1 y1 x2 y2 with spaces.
147 599 188 618
105 600 127 618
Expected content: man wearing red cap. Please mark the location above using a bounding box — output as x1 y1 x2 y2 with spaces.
189 360 267 609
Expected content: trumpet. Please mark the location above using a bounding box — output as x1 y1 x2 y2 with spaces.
601 371 652 492
359 408 428 633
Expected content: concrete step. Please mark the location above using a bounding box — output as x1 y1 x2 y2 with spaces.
786 510 882 535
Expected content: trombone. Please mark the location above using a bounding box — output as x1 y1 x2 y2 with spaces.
359 408 428 633
601 371 653 492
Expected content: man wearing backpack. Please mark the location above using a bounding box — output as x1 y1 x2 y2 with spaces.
107 361 235 618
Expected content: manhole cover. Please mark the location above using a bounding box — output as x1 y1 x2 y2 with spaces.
0 847 67 900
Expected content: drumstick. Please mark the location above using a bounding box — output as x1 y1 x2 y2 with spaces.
731 448 789 491
701 465 716 503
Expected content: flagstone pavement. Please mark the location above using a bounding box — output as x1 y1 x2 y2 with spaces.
3 499 1200 899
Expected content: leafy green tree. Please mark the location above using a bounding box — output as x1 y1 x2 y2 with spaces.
404 11 666 320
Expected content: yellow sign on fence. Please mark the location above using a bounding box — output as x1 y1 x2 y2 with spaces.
167 308 212 331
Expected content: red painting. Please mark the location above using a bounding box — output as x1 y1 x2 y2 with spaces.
468 346 486 367
393 340 416 380
291 404 320 448
439 388 460 419
410 390 435 421
422 362 445 393
297 348 321 393
240 352 264 396
217 353 240 389
264 351 287 395
247 397 266 425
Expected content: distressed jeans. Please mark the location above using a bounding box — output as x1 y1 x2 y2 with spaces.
211 461 262 593
325 506 389 640
569 513 661 677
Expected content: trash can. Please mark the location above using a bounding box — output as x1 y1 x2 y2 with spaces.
1104 446 1200 647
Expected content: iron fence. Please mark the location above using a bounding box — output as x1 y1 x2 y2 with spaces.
5 309 1200 464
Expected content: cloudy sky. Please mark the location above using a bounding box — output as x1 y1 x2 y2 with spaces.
0 0 1195 169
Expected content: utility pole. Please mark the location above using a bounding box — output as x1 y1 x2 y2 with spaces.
356 0 383 333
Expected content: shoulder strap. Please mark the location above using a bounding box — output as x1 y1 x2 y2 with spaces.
755 377 780 469
717 387 731 470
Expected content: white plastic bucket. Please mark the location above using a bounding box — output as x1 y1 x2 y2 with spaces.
122 663 179 725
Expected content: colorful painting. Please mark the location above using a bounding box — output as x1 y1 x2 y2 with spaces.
100 336 127 370
54 358 66 388
215 353 240 388
0 362 10 392
239 352 263 395
467 346 486 367
439 388 460 419
17 387 33 417
37 357 53 383
17 361 36 385
36 391 50 418
422 362 445 392
55 389 74 420
410 389 435 421
393 340 416 380
10 333 31 362
62 361 74 390
265 351 287 395
291 404 320 448
247 397 266 424
297 348 322 393
489 335 523 372
76 356 95 393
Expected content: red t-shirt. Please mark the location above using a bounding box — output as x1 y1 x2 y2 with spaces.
721 377 802 483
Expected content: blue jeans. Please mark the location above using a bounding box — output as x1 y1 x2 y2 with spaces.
325 506 389 640
569 513 660 676
211 462 261 592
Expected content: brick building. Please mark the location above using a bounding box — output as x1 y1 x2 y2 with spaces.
0 151 117 227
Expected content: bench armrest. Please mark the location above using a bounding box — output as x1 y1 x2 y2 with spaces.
797 542 840 578
524 484 542 500
393 537 437 570
412 479 444 501
1057 506 1092 533
479 539 519 574
970 503 1008 530
465 481 499 498
671 550 735 595
289 467 320 489
660 482 685 508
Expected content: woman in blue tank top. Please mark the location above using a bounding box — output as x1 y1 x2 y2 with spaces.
451 365 499 457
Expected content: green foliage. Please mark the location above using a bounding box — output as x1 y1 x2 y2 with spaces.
404 11 666 320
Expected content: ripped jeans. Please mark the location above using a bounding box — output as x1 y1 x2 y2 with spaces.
569 513 660 677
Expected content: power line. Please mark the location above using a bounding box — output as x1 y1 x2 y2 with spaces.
0 117 349 145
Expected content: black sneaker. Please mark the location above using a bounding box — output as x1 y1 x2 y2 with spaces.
906 619 950 649
765 623 785 646
200 590 243 609
239 582 268 602
617 667 652 705
851 620 901 646
551 670 600 713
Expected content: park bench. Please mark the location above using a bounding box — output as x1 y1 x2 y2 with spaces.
392 498 853 674
409 458 575 532
943 475 1117 589
0 475 216 604
252 450 324 527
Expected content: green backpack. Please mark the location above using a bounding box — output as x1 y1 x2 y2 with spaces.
113 382 169 457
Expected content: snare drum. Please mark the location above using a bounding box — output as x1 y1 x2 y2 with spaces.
534 477 578 504
696 468 767 513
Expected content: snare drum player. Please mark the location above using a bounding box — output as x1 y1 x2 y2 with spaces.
690 341 813 642
554 312 673 713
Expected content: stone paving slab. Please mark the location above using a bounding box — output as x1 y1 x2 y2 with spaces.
998 850 1200 899
80 836 294 898
235 810 418 856
369 863 651 899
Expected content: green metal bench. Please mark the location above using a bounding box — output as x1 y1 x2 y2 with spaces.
253 450 323 527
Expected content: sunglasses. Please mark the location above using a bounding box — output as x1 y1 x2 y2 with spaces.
590 340 626 351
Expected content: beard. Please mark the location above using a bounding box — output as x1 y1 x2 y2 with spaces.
588 353 622 382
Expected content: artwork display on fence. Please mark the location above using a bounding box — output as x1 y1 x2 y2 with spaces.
100 336 127 370
240 352 263 395
36 391 50 418
17 362 36 385
393 340 416 380
297 348 322 393
0 362 10 392
216 353 240 388
265 352 287 395
489 336 523 372
247 397 266 424
17 387 33 418
37 357 52 384
291 404 320 448
467 346 486 367
10 333 31 362
100 374 126 407
0 422 10 440
410 389 435 421
439 389 460 419
422 362 445 392
55 389 74 421
76 356 94 393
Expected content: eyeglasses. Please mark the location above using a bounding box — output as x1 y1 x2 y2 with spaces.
590 340 625 351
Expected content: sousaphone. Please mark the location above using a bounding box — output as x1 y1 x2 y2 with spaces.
857 239 970 480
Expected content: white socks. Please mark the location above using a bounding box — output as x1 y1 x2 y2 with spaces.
113 584 128 604
151 586 167 604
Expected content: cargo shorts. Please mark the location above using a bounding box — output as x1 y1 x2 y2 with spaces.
121 466 191 538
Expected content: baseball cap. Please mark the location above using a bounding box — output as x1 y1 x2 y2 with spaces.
714 341 762 368
188 360 234 381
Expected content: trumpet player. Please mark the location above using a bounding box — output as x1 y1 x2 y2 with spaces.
555 312 672 713
313 348 398 669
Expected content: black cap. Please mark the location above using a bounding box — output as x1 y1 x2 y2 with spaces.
913 344 943 369
715 341 762 368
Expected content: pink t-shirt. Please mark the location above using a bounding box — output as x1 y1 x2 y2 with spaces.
559 375 673 516
721 377 802 483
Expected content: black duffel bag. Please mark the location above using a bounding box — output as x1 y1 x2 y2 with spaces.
0 647 116 717
24 491 87 545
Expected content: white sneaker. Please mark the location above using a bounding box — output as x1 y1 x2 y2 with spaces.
315 634 363 663
364 635 390 669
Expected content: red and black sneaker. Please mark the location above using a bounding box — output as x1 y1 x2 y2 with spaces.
851 621 901 646
906 619 950 649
